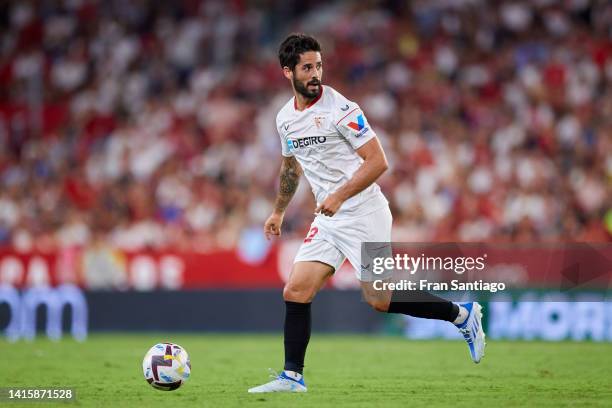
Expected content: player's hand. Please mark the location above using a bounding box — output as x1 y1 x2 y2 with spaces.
264 211 284 240
315 193 344 217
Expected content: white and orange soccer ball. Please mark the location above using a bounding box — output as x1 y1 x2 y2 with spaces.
142 343 191 390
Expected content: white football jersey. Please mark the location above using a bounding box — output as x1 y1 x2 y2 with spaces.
276 85 388 219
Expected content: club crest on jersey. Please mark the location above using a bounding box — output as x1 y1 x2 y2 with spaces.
314 116 325 129
347 114 369 137
287 136 327 152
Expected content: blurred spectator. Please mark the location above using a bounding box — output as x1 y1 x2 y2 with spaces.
0 0 610 253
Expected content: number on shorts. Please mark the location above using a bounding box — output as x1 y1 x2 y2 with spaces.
304 226 319 243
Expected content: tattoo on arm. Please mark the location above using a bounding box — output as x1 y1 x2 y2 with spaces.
274 156 302 213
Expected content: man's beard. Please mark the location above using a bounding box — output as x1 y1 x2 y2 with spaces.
293 76 321 99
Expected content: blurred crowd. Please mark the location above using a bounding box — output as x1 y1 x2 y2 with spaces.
0 0 610 253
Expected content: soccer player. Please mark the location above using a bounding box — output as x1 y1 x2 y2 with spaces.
248 34 485 393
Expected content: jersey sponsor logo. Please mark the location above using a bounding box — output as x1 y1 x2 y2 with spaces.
340 104 350 111
347 114 365 131
347 114 369 137
287 136 327 151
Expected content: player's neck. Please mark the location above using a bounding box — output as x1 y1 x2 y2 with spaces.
293 87 322 111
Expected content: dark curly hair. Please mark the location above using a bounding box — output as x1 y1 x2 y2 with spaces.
278 33 321 70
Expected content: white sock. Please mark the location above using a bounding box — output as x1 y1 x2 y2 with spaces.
283 370 303 381
453 305 469 325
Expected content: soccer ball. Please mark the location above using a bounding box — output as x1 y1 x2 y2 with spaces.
142 343 191 391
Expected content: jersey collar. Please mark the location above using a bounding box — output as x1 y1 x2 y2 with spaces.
293 86 324 111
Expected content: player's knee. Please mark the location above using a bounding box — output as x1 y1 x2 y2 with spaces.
283 283 316 303
366 296 389 312
361 285 391 312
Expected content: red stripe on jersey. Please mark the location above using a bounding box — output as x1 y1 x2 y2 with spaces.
336 107 359 125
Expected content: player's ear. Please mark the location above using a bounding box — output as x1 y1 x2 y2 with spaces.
282 66 293 80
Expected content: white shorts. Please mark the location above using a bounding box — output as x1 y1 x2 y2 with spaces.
294 205 393 281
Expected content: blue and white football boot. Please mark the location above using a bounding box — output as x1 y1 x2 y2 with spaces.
248 370 307 393
455 302 486 363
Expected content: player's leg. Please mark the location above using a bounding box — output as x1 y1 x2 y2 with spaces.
339 205 485 362
343 206 462 320
249 219 343 393
360 280 461 321
361 281 485 362
282 260 334 375
248 261 333 393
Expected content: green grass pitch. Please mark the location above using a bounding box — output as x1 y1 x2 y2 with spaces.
1 334 611 407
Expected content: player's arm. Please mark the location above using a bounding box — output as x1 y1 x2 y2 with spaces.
264 155 303 239
315 137 388 216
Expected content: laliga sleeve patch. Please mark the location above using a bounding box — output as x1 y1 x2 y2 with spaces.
347 114 365 132
337 108 371 139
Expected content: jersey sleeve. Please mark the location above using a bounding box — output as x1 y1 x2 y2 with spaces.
333 101 377 150
276 115 294 157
